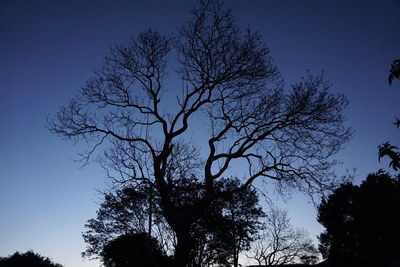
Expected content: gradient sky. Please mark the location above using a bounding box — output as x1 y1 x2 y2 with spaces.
1 1 399 266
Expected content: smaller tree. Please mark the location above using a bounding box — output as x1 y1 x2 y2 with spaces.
192 178 263 267
101 233 172 267
0 251 63 267
82 184 173 260
219 179 263 267
84 180 206 265
317 171 400 266
248 206 318 266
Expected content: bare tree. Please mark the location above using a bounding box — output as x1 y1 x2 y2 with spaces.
248 207 319 265
48 1 351 266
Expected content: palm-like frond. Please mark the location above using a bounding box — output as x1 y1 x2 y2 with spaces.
389 59 400 85
378 142 400 171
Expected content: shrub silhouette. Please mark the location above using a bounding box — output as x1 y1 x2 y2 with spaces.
0 251 63 267
101 233 171 267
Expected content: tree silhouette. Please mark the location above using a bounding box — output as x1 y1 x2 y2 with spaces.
317 171 400 266
248 206 318 266
218 179 263 267
101 233 171 267
49 1 351 265
82 183 174 260
0 251 63 267
83 178 263 267
190 178 263 267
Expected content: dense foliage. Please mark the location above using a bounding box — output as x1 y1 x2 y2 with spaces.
318 172 400 266
83 178 263 266
101 233 171 267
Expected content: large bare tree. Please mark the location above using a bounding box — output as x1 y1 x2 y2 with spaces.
49 1 351 266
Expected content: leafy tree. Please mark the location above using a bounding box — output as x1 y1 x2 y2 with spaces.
82 184 174 260
190 178 263 267
0 251 63 267
101 233 172 267
248 206 318 266
83 178 263 267
317 171 400 266
218 179 263 267
379 58 400 172
49 1 351 265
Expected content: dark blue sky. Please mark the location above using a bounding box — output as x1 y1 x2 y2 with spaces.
1 1 399 266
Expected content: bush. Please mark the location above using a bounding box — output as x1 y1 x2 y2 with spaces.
0 251 63 267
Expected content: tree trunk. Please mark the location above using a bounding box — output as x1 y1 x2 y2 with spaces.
147 184 153 238
174 230 196 267
154 167 207 267
233 244 239 267
158 189 196 267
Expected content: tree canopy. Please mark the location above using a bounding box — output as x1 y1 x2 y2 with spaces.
49 1 351 265
191 178 263 267
317 171 400 266
83 178 263 267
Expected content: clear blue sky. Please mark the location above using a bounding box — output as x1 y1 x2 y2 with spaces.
1 0 399 266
